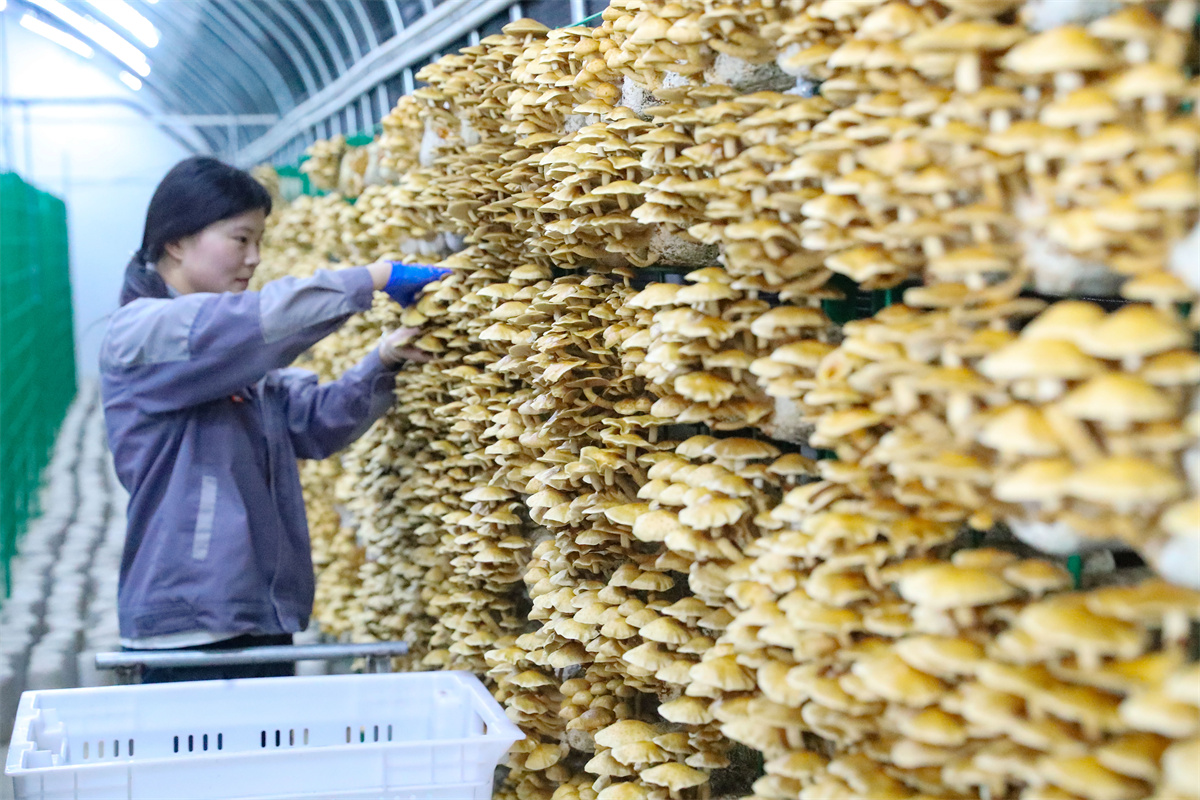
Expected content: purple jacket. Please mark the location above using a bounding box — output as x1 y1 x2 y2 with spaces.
100 267 397 640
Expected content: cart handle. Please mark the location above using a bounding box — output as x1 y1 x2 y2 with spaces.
95 642 409 677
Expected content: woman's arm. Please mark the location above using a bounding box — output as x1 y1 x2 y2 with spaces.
276 349 400 460
101 265 391 414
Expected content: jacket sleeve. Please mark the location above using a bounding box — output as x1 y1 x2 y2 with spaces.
276 349 399 460
100 268 377 414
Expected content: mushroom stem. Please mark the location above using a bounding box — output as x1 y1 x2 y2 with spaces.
954 54 982 94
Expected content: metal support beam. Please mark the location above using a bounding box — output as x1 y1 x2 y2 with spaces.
272 0 350 80
257 1 335 86
375 83 390 124
218 0 319 97
236 0 518 166
194 3 297 113
2 97 210 154
128 3 261 118
383 0 404 38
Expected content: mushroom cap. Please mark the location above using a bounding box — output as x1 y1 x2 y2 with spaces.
1001 26 1116 74
632 509 688 543
1096 732 1171 782
979 338 1103 382
640 616 693 645
641 763 709 791
605 502 651 527
596 782 652 800
1111 63 1188 103
905 19 1025 52
594 719 660 749
676 435 718 458
1042 88 1119 128
852 653 947 707
1018 597 1147 658
611 741 670 767
1122 271 1194 308
898 707 970 747
1022 301 1107 345
893 635 985 678
978 404 1062 457
994 457 1074 504
463 485 512 503
898 564 1019 609
1002 559 1073 596
675 371 739 404
704 437 780 461
765 750 828 779
1088 6 1163 41
1037 755 1148 800
1135 171 1200 212
1066 456 1184 508
772 340 837 368
1084 304 1195 362
1162 738 1200 797
630 283 683 309
690 654 756 691
1057 374 1177 427
658 696 714 725
1119 688 1200 737
750 306 830 338
1161 498 1200 540
678 497 750 530
1085 579 1200 625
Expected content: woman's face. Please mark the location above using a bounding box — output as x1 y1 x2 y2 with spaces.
164 208 267 294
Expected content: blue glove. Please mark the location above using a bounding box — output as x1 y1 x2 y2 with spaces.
382 262 452 306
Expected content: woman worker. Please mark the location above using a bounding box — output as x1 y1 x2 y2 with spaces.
100 156 444 682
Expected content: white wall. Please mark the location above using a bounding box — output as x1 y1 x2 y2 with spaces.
2 11 194 377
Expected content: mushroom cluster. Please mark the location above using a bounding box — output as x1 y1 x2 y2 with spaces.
250 3 1200 799
301 134 348 193
628 266 834 436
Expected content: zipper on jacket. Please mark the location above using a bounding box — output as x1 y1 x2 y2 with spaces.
253 379 289 630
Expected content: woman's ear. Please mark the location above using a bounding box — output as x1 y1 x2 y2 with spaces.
163 234 197 264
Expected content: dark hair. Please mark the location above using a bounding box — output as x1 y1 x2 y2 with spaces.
120 156 272 305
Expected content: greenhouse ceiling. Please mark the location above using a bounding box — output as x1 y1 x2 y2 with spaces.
8 0 607 164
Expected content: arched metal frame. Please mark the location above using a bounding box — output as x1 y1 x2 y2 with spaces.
191 3 297 113
14 1 219 151
214 0 319 97
139 8 261 116
252 2 334 88
38 0 602 163
127 1 279 121
273 0 349 78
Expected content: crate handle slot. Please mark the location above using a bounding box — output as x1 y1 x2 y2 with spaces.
83 741 88 759
129 738 135 756
203 734 208 751
174 735 179 753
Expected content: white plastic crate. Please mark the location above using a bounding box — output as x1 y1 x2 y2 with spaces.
6 671 523 800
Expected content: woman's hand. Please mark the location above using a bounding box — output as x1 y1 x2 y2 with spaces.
379 327 432 368
381 262 452 306
364 261 450 305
